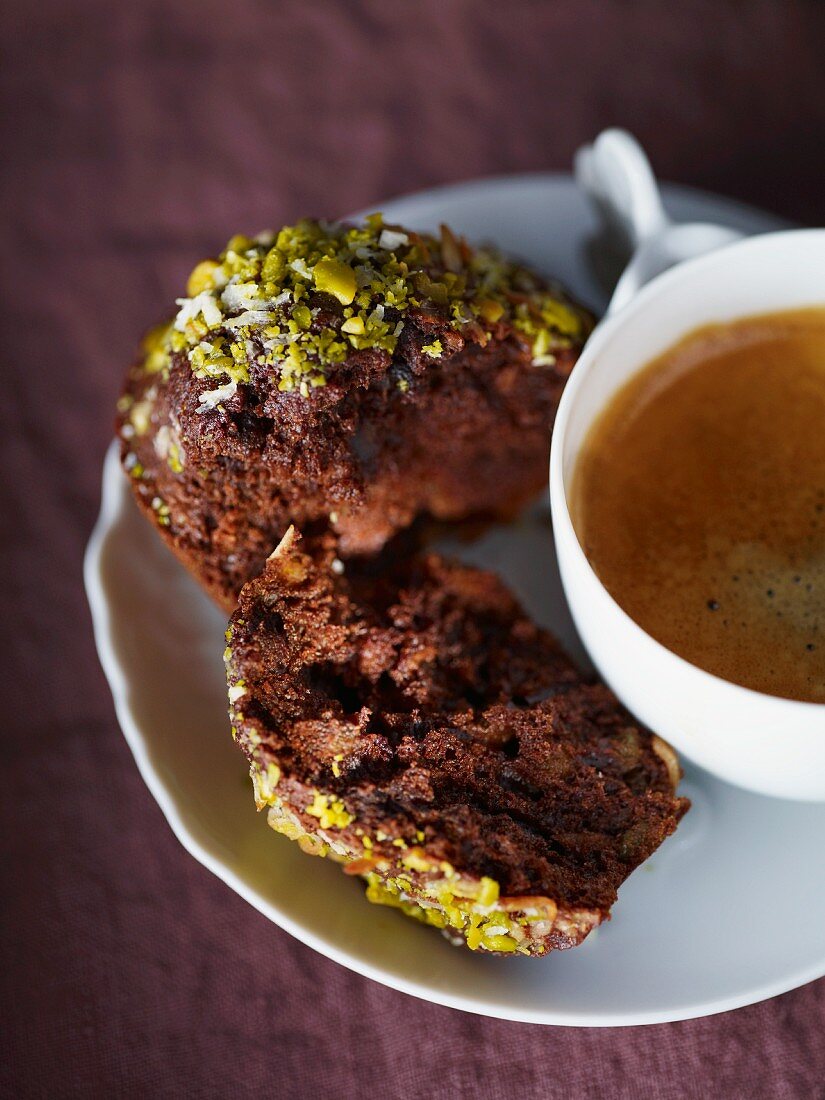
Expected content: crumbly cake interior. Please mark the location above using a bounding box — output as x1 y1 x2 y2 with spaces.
226 529 688 956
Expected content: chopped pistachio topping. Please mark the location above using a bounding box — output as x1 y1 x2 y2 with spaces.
150 495 171 527
129 399 153 436
253 761 282 806
139 216 589 398
363 873 530 954
141 322 174 376
312 257 357 304
229 691 570 954
238 758 565 952
255 776 559 952
123 453 144 478
306 792 353 830
167 442 184 474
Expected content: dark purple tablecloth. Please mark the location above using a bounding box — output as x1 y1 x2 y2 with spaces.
2 3 824 1097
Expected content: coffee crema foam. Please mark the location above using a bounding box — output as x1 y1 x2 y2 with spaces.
572 307 825 704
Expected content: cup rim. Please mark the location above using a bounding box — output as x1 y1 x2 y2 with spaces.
549 226 825 714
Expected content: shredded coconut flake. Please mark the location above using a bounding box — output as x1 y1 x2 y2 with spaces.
197 380 237 412
378 229 409 250
153 424 172 459
175 291 222 331
200 294 222 327
223 309 274 329
221 282 262 312
289 258 312 280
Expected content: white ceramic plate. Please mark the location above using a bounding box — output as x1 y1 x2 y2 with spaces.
85 175 825 1026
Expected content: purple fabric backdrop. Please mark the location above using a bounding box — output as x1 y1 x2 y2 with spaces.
2 2 824 1097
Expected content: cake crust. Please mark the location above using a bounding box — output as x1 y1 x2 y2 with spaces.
226 528 688 956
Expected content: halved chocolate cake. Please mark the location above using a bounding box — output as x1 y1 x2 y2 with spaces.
117 217 592 610
225 528 688 956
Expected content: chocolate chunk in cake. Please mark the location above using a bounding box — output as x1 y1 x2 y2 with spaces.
225 528 688 957
117 217 592 609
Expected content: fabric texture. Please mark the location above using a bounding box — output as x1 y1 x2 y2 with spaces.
1 2 824 1097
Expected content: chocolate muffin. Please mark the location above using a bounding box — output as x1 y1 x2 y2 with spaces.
226 528 688 957
117 217 592 610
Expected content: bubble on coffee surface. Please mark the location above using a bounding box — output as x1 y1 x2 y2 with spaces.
695 536 823 695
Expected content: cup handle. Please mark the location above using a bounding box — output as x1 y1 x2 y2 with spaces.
574 129 669 249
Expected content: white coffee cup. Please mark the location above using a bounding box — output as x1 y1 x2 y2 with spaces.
550 227 825 800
